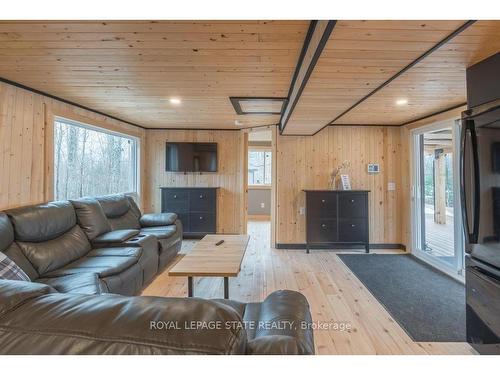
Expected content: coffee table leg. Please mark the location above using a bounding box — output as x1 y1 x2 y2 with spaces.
224 277 229 299
188 276 193 297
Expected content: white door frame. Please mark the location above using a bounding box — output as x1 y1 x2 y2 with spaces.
410 119 465 281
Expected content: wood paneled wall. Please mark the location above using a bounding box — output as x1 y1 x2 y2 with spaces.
0 81 146 210
144 129 246 235
276 126 403 246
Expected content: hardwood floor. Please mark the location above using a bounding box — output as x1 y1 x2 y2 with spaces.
142 221 475 355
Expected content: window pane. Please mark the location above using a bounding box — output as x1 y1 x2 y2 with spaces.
248 150 271 185
54 119 138 200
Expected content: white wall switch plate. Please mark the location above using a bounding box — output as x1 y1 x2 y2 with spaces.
388 182 396 191
299 207 305 215
260 202 265 208
367 163 380 174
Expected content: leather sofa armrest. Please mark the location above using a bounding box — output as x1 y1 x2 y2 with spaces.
0 280 57 317
140 213 178 227
93 229 140 244
245 290 315 355
0 293 247 354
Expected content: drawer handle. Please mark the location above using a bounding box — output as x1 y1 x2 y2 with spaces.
351 224 356 227
321 224 327 228
199 195 204 199
199 216 203 220
321 199 326 203
350 199 355 203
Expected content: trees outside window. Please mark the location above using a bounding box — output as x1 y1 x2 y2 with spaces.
54 118 138 200
248 150 271 185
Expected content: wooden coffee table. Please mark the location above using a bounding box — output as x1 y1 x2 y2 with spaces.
168 234 250 299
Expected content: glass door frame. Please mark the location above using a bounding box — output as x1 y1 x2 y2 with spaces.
410 119 465 280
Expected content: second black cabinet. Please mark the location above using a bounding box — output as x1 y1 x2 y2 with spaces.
161 187 217 237
304 190 369 253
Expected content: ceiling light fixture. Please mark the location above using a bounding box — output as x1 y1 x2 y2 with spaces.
396 99 408 106
169 98 181 105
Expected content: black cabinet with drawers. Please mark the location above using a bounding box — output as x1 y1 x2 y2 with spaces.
161 187 218 238
304 190 369 253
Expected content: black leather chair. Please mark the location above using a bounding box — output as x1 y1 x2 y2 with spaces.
93 194 182 269
0 201 315 355
0 280 314 354
3 204 144 295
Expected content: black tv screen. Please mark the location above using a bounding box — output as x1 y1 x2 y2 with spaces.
166 142 218 172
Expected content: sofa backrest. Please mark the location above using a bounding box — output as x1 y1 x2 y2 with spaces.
6 201 91 276
70 198 112 240
0 281 247 354
0 212 39 280
95 194 141 230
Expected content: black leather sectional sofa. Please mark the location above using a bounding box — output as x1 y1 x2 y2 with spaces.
0 194 315 354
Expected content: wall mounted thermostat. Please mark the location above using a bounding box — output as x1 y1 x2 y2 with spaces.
367 164 380 174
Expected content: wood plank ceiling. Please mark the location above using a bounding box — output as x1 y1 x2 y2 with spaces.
0 20 498 132
282 20 500 135
0 21 308 129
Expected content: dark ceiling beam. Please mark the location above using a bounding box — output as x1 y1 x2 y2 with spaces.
310 20 476 136
279 20 336 134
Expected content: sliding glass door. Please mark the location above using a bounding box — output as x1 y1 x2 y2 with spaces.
411 120 464 277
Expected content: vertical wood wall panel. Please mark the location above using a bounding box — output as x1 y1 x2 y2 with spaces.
0 81 146 210
276 126 403 245
144 129 246 235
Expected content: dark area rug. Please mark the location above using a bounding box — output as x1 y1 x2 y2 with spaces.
337 254 466 342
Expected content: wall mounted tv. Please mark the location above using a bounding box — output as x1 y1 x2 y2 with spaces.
165 142 218 172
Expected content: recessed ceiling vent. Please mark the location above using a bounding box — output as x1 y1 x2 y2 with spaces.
230 97 288 115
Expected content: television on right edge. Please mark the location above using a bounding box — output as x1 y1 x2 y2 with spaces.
165 142 218 172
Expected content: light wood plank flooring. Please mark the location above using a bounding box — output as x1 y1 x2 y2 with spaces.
142 221 475 355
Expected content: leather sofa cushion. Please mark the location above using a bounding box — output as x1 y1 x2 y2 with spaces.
45 251 140 278
37 273 102 295
6 201 76 242
70 198 111 240
0 213 14 252
140 213 178 227
96 195 131 218
2 242 39 280
0 213 39 280
0 279 56 317
0 293 247 354
17 225 91 276
126 195 142 218
86 247 142 258
140 225 177 239
93 229 140 244
107 211 141 231
215 290 315 355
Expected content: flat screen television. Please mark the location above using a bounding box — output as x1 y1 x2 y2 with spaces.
165 142 218 172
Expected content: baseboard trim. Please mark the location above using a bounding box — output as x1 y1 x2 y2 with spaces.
275 243 406 250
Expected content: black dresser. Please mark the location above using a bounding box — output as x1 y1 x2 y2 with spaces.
161 187 218 238
304 190 369 253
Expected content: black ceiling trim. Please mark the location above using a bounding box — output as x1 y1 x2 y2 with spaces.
278 20 317 130
398 102 467 127
310 20 476 136
229 96 288 115
0 76 147 130
147 127 241 131
279 20 336 134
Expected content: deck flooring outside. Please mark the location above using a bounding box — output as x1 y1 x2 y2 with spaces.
424 205 455 264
